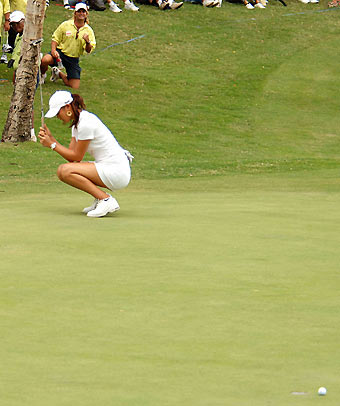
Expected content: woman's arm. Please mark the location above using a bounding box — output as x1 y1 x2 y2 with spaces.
39 124 90 162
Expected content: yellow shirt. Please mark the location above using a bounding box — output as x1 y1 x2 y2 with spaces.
9 0 26 13
0 0 10 18
52 19 96 58
12 33 22 70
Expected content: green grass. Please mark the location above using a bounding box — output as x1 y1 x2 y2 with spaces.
1 1 340 405
1 174 340 405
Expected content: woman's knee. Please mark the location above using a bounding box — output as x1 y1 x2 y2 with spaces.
57 163 70 181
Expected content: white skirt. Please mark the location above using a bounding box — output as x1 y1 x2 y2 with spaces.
94 160 131 191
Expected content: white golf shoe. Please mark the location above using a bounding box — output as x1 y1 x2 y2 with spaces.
82 198 99 214
0 54 8 64
2 44 13 53
40 72 47 85
50 67 60 82
202 0 219 6
87 195 120 218
158 0 170 9
169 0 184 8
109 1 122 12
124 0 139 10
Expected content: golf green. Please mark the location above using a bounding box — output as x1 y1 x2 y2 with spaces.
1 173 339 405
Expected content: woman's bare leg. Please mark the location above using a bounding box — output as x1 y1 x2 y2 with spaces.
57 162 109 199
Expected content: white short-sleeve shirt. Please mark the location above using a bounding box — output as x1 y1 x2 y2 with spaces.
72 110 127 165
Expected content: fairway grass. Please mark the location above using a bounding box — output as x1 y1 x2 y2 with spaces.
1 173 340 405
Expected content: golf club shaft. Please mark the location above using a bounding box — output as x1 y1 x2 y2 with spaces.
38 43 44 127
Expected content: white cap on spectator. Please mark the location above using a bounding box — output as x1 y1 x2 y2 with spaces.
45 91 74 118
75 2 88 11
9 11 25 23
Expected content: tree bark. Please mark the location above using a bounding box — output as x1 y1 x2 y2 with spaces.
1 0 46 143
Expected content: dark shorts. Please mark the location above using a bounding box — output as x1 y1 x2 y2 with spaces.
50 48 81 80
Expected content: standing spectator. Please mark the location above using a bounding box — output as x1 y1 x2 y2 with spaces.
0 0 10 36
8 9 23 75
7 0 26 50
9 0 26 11
0 0 10 63
40 2 96 89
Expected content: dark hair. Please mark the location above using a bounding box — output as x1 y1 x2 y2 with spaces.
69 94 86 128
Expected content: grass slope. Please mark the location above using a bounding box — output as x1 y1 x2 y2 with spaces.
1 2 340 179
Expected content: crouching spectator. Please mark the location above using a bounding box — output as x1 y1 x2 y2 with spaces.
40 3 96 89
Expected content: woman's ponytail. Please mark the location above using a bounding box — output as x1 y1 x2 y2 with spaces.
69 94 86 128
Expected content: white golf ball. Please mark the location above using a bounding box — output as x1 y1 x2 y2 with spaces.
318 387 327 396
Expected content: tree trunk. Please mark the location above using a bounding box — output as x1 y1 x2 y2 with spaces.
1 0 46 143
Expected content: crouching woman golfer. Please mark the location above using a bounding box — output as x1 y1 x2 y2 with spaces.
38 90 133 218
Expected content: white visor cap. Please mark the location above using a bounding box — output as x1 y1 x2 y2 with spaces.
9 11 25 23
45 91 73 118
75 2 88 11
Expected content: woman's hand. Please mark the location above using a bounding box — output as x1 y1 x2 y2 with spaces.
38 124 56 148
